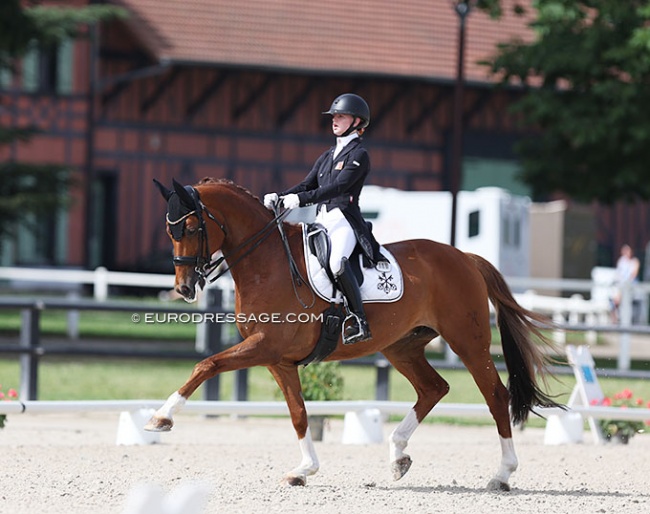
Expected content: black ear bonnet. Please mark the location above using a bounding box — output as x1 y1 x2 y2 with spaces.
153 178 203 241
167 186 202 241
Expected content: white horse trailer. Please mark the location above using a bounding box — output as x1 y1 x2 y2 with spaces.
358 185 531 277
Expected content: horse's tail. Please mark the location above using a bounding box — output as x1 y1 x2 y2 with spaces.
467 253 563 424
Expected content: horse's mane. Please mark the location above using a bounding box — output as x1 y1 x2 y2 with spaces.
196 177 262 204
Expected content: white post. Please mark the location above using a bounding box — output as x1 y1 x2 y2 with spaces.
552 312 566 345
66 291 80 339
94 266 109 301
618 284 632 371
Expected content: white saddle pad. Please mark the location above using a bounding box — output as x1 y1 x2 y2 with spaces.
302 223 403 304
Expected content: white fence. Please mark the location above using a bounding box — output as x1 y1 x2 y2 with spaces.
2 399 649 448
2 399 649 423
0 265 641 315
0 266 235 301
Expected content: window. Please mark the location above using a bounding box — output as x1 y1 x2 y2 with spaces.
22 38 74 94
502 217 511 246
468 210 480 238
0 62 12 88
502 215 521 248
12 208 68 266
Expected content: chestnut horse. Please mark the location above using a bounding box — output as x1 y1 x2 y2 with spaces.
147 177 561 490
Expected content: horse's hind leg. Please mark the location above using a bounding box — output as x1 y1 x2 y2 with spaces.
381 333 450 481
455 349 517 491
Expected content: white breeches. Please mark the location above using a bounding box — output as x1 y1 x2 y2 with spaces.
315 206 356 275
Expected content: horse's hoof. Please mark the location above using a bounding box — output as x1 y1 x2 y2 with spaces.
486 478 510 492
281 475 306 487
391 455 413 481
144 416 173 432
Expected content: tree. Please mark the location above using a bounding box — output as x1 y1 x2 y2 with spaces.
480 1 650 203
0 1 124 246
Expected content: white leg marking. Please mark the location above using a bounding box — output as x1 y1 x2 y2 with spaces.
389 409 420 462
288 427 320 480
494 436 518 484
155 391 186 420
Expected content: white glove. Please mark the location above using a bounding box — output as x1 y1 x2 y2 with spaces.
282 193 300 210
263 192 278 209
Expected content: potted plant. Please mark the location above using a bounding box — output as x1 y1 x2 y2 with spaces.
298 362 344 441
591 388 648 444
0 385 19 429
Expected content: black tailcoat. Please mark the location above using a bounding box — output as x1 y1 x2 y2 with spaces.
282 138 382 266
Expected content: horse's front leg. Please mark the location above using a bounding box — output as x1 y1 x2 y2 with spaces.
145 333 267 432
268 364 319 486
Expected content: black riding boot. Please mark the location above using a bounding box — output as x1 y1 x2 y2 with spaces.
335 258 372 344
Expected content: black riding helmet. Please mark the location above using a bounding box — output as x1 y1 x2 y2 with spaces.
323 94 370 134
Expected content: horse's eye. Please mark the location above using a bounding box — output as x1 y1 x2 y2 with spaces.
186 224 197 235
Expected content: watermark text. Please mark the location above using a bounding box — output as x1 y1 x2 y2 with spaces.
131 312 323 324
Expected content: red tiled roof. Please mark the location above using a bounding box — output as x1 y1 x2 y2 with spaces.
112 0 534 84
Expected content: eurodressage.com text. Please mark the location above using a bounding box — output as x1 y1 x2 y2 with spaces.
136 312 325 324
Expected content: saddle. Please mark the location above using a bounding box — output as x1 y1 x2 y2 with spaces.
303 223 403 304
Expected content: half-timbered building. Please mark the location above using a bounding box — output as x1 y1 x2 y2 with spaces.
1 0 647 273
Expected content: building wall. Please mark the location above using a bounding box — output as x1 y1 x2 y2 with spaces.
87 22 527 270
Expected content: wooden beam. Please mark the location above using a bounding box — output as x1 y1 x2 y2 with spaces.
185 71 231 120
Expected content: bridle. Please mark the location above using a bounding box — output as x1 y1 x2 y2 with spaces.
167 187 291 288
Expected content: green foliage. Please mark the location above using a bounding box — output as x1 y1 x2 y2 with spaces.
298 362 344 401
481 0 650 203
25 5 127 46
0 383 19 429
0 0 125 244
0 163 75 238
0 1 125 68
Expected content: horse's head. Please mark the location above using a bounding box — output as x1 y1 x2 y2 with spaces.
154 178 227 302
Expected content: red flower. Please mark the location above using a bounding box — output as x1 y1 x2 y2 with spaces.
636 398 644 406
590 399 600 406
7 389 17 398
622 389 633 399
602 397 612 406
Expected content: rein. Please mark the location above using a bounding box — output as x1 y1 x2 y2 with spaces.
272 203 315 309
206 209 289 284
170 191 286 287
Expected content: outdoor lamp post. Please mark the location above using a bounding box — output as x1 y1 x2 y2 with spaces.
449 0 473 247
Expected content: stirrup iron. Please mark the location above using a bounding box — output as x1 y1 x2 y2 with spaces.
342 311 371 345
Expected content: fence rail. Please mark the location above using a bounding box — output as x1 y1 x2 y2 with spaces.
2 400 650 427
2 267 650 403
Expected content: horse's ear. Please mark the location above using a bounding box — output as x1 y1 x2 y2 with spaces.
172 178 195 208
153 179 173 201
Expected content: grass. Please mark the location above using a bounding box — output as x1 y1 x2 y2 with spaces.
0 305 197 341
2 356 649 430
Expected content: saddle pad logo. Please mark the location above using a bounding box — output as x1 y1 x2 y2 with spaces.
377 272 397 295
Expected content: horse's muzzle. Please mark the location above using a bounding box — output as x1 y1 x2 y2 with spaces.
175 275 199 303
